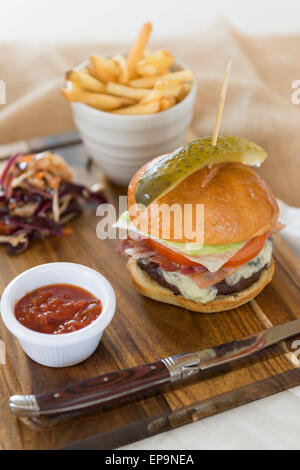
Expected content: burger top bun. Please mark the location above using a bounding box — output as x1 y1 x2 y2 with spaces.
128 158 279 245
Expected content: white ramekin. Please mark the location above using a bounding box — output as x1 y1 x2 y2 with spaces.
67 59 197 185
0 263 116 368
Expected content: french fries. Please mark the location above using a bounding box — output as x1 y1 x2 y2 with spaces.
177 83 192 101
65 70 105 93
112 101 160 115
61 22 194 115
61 85 135 110
90 55 119 83
128 70 194 89
136 49 174 76
141 81 185 103
127 22 152 79
160 96 177 111
112 54 129 84
106 82 148 100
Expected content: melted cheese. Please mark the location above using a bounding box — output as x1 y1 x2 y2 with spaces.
160 239 273 303
161 270 218 303
225 239 273 286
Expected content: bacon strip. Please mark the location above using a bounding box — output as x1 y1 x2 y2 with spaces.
149 254 178 272
116 237 156 259
186 265 237 289
271 220 286 234
117 237 239 288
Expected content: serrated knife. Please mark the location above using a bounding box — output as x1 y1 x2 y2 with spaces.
9 318 300 418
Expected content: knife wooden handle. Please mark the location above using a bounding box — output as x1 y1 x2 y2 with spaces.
33 360 170 417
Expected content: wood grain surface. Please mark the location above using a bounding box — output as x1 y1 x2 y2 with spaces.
0 143 299 450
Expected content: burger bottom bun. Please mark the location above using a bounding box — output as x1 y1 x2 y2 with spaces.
127 257 275 313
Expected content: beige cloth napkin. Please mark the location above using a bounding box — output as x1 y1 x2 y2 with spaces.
0 21 299 206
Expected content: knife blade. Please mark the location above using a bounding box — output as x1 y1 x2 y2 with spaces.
0 130 81 160
9 318 300 418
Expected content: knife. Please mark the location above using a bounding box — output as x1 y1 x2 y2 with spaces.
0 130 80 160
9 318 300 418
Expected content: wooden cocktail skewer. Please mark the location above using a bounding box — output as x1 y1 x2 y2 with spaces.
211 61 232 146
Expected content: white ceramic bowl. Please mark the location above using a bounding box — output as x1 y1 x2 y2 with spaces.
0 263 116 368
68 59 197 185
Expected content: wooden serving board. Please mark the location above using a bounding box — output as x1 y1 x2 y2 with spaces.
0 140 299 450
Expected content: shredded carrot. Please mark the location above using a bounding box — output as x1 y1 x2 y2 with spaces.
62 227 73 235
36 171 45 180
19 155 33 163
51 176 61 190
0 221 10 234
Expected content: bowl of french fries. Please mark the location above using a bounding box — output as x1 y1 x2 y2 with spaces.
61 23 197 185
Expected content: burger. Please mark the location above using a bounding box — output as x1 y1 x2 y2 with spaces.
116 136 282 313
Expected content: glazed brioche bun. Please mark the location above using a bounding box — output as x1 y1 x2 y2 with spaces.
128 158 279 245
128 257 275 313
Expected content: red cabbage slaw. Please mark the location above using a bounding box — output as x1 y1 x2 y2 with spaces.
0 152 106 254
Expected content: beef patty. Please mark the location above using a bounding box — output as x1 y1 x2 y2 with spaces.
137 258 266 297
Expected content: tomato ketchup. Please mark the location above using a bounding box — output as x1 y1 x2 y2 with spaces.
14 284 102 335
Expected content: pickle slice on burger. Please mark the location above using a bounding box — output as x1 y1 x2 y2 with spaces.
135 136 267 207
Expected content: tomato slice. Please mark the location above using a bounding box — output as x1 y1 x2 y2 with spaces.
223 232 269 268
146 239 201 266
147 232 269 268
